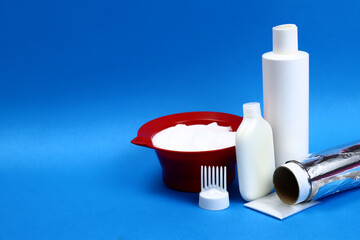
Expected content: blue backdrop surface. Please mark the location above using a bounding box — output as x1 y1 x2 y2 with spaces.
1 0 360 239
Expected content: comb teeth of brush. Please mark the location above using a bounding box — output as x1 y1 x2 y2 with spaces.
201 166 227 191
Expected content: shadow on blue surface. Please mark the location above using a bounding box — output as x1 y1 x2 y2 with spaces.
148 172 199 206
149 174 246 207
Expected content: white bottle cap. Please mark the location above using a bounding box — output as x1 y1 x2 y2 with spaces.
273 24 298 54
243 102 261 118
199 189 230 211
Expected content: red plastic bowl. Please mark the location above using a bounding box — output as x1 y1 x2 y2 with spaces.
131 112 243 192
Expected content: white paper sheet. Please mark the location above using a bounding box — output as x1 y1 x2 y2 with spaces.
244 193 320 220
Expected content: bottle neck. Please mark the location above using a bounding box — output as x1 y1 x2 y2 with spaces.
243 102 262 118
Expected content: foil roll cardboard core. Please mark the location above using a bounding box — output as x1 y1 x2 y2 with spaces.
273 166 300 205
273 162 311 204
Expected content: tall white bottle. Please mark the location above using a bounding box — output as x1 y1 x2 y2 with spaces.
236 102 275 201
262 24 309 167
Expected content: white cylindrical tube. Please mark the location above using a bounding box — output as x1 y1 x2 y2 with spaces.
262 24 309 167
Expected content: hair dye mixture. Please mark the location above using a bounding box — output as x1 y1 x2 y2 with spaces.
152 122 235 152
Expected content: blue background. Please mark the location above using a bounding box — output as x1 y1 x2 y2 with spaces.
1 0 360 239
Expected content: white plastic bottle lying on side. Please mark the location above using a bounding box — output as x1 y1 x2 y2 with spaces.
236 102 275 201
262 24 309 167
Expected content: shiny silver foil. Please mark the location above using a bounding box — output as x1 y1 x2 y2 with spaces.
291 141 360 201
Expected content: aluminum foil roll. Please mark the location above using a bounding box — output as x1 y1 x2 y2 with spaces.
273 141 360 205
